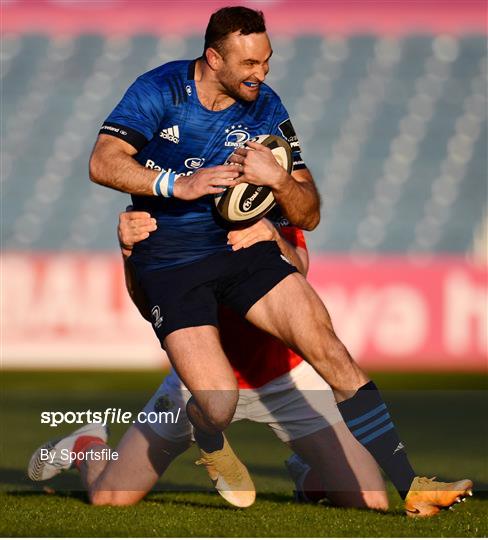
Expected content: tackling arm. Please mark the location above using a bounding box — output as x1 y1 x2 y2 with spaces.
117 211 156 321
274 235 308 276
226 218 309 275
122 255 152 322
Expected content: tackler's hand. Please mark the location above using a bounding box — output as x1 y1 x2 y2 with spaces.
227 218 279 251
118 208 157 256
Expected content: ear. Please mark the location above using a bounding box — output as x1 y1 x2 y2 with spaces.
205 47 223 71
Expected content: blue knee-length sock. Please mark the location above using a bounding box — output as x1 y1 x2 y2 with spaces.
337 381 416 498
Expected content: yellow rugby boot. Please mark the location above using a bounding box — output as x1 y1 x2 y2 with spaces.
405 476 473 517
196 435 256 508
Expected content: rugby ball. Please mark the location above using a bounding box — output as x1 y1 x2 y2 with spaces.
215 134 292 224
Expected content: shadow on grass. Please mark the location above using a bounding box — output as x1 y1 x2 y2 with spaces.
148 494 250 511
1 467 87 491
248 463 288 479
7 488 286 512
3 465 487 510
1 467 212 493
0 462 289 492
6 489 88 503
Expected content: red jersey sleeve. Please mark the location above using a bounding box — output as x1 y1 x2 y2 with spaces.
280 227 307 252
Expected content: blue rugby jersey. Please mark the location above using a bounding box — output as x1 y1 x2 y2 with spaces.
100 59 306 271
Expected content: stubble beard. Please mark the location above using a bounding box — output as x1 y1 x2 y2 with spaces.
220 71 259 103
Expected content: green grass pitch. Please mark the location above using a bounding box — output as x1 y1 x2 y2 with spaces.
1 370 487 537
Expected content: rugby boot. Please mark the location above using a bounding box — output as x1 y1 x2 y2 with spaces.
285 453 311 502
405 476 473 517
196 435 255 507
285 453 327 503
27 423 108 481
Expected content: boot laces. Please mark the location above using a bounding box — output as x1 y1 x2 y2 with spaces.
418 476 437 484
196 451 244 484
417 476 455 489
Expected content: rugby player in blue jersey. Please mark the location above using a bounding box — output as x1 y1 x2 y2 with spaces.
87 6 471 516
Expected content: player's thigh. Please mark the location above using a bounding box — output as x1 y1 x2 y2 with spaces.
290 423 388 510
245 272 335 359
164 326 236 391
164 326 238 425
91 423 189 506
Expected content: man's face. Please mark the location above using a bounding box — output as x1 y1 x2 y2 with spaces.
215 32 272 102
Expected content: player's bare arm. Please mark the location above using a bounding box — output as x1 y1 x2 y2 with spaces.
229 141 320 230
117 210 155 321
89 135 240 198
118 209 157 257
90 135 155 195
227 219 309 275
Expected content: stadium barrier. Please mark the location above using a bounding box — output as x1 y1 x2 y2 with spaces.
2 253 486 370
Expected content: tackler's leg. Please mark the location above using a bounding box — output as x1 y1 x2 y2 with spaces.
27 422 187 506
86 423 188 506
287 424 388 511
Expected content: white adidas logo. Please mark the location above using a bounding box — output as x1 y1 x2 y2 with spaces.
393 442 405 454
160 125 180 144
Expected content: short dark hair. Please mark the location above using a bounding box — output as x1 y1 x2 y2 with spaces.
204 6 266 55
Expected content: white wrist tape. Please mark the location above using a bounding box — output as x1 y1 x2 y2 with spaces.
152 170 178 197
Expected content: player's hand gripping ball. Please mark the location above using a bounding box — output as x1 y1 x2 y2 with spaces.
214 134 292 224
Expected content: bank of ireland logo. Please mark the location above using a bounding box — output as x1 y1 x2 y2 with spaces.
184 157 205 170
151 305 164 329
224 124 250 147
